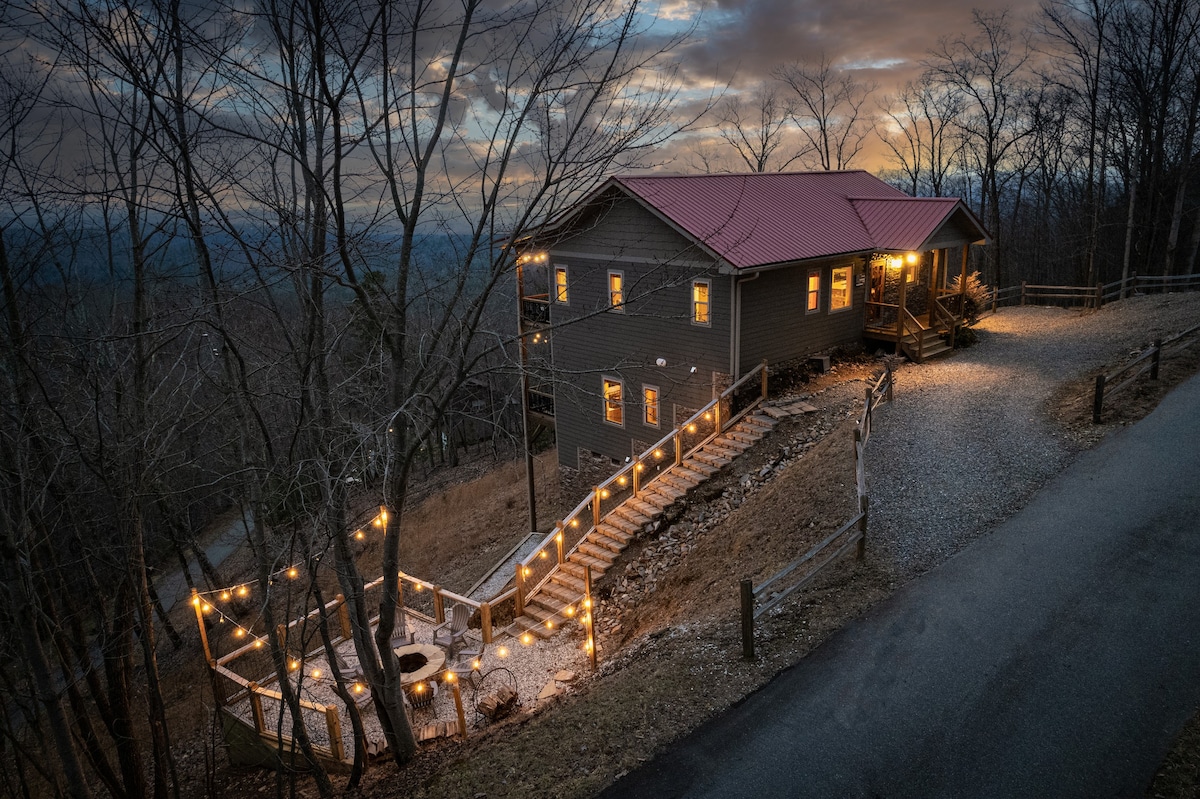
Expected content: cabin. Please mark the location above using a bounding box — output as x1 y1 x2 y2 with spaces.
515 171 988 477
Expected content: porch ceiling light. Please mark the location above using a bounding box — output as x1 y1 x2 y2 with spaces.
905 252 919 265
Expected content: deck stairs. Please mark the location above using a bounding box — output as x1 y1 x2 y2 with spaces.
901 325 952 363
510 411 777 640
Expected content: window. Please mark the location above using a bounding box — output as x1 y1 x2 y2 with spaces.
691 279 710 325
643 385 660 427
554 266 569 304
806 270 821 313
603 378 623 425
830 266 852 311
608 271 624 311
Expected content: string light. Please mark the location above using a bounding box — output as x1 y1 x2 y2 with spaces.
220 590 231 602
497 646 509 658
355 529 365 540
538 550 548 560
520 632 533 646
287 567 299 579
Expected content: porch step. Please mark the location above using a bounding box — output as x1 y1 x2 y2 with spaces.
577 541 618 564
693 450 732 469
567 550 611 574
587 530 626 553
681 458 720 477
902 327 953 363
550 570 586 594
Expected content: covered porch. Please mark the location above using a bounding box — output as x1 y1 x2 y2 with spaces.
864 245 978 363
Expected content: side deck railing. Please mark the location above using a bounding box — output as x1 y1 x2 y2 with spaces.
509 362 770 614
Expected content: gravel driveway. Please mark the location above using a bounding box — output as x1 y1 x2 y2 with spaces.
867 293 1200 579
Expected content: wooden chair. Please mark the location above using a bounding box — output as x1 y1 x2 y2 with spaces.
432 603 470 657
446 640 485 689
389 605 416 649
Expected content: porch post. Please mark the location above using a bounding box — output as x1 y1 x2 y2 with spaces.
896 261 908 349
927 250 937 322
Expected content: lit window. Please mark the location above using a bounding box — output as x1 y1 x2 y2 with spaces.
603 378 623 425
554 266 568 304
830 266 852 311
806 271 820 313
692 280 710 325
608 271 624 311
643 385 659 427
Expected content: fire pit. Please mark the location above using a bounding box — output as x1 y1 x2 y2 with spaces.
393 643 445 686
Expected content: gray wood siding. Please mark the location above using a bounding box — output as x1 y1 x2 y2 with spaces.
554 193 713 265
547 220 732 467
738 258 867 369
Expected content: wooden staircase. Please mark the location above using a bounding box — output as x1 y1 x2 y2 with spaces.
901 325 952 363
511 412 777 639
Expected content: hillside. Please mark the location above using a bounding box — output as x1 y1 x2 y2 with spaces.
192 294 1200 799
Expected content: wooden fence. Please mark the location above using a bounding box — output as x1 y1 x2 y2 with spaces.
195 564 498 767
989 273 1200 311
739 364 893 659
1093 321 1200 423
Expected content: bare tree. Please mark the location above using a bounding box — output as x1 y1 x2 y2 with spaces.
715 88 808 172
926 9 1032 285
879 73 965 196
774 54 878 171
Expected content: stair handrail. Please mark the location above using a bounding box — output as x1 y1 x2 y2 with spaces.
504 361 769 609
900 308 925 361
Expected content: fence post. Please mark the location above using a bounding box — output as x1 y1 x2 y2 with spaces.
514 563 526 616
857 495 868 560
584 566 597 671
674 429 683 467
325 705 344 762
191 588 213 666
991 286 998 313
1093 374 1106 424
1094 284 1102 309
885 363 894 403
1151 339 1162 380
249 684 266 733
432 586 445 623
335 594 351 640
480 601 492 644
632 457 641 494
592 486 602 528
1020 280 1027 306
555 523 564 564
760 360 768 400
740 578 755 660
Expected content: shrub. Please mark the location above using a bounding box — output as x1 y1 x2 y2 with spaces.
947 270 992 325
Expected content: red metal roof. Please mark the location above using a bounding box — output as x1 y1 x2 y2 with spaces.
602 171 985 269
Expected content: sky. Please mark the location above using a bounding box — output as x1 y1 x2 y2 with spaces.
638 0 1044 171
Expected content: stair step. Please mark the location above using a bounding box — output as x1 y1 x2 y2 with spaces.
577 541 618 563
541 580 583 605
588 531 626 553
605 515 640 536
613 504 651 525
717 436 751 451
646 482 684 502
535 585 580 609
550 570 586 593
663 469 701 489
596 523 633 545
512 615 560 639
558 561 587 581
624 498 660 519
706 442 742 459
682 458 719 477
568 551 611 573
725 429 760 445
639 492 674 511
693 451 732 468
676 460 710 479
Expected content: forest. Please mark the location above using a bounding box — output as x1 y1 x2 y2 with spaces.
0 0 1197 797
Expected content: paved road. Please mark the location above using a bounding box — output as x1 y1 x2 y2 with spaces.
601 372 1200 799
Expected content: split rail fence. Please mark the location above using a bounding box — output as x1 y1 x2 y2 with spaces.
1093 322 1200 423
740 364 893 659
988 273 1200 311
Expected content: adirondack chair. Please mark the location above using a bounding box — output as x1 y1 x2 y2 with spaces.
432 603 470 657
389 604 415 649
446 640 486 689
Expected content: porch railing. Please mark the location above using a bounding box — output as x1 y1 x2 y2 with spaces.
508 361 770 613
